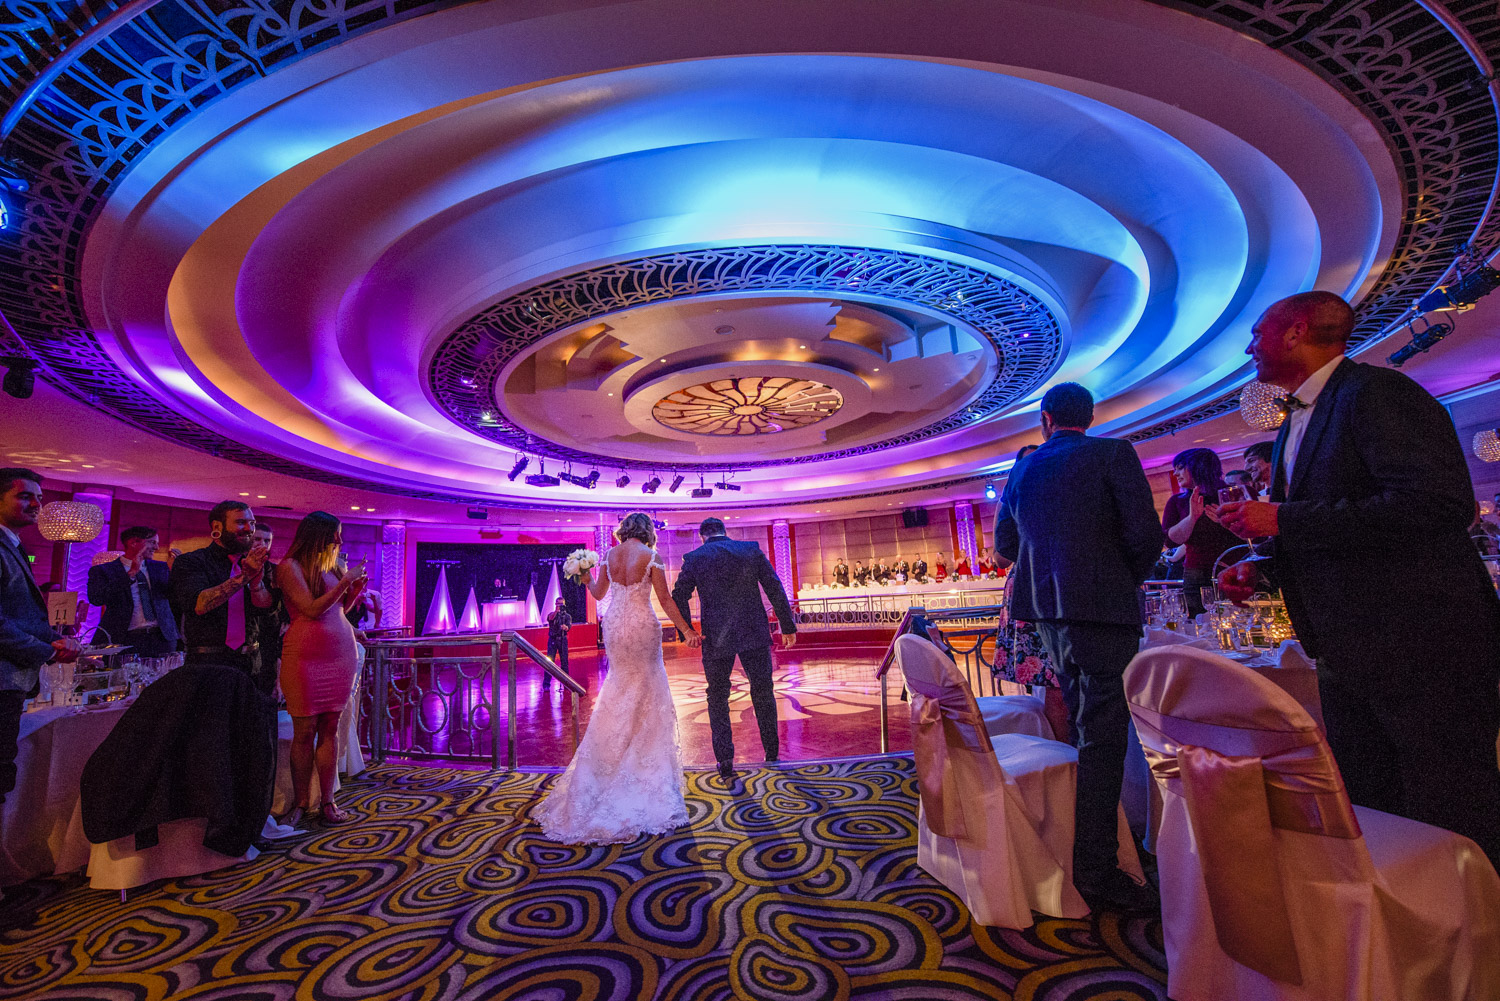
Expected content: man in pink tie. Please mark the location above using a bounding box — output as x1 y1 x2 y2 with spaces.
168 501 273 676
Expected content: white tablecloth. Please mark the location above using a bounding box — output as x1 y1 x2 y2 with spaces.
1 702 132 885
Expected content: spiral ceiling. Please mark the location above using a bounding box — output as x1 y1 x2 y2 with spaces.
1 0 1497 511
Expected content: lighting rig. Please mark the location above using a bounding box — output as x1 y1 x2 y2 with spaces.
669 474 686 493
506 455 529 481
641 475 662 494
1388 244 1500 367
525 460 559 488
691 475 713 499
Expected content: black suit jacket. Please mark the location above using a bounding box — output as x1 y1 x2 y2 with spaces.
0 532 55 693
1268 358 1500 662
994 430 1164 626
672 536 796 658
87 558 179 647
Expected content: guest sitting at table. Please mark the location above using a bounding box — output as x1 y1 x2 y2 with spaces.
933 552 948 582
170 501 274 677
277 512 367 826
1163 448 1242 618
87 526 178 657
0 468 81 814
852 560 870 586
911 554 928 583
953 552 972 577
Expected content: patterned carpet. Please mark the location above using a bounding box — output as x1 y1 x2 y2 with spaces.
0 757 1167 1000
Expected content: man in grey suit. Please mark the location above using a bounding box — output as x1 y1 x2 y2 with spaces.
0 468 81 808
672 517 797 780
994 384 1163 911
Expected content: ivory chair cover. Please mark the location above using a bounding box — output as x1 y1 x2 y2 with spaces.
88 818 255 890
898 635 1141 928
974 693 1053 739
1126 644 1500 1001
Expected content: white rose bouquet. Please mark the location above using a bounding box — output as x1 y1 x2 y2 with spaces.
563 548 600 585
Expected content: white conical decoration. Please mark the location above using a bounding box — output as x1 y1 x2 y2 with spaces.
459 586 481 632
422 567 456 635
541 564 563 616
525 587 541 626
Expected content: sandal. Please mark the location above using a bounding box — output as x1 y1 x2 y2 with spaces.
320 802 352 825
277 806 305 828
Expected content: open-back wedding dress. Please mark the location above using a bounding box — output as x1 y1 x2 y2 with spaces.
535 547 688 843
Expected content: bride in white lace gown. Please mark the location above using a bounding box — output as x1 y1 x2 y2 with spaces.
536 513 702 844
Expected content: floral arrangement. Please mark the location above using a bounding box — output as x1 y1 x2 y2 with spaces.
562 548 600 585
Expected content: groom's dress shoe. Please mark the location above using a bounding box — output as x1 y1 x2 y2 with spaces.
716 762 736 780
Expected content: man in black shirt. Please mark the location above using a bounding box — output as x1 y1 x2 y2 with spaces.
169 501 273 680
544 597 571 687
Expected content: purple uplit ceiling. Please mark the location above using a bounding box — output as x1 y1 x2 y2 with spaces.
3 0 1497 517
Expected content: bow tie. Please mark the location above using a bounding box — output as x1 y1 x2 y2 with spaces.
1275 394 1309 416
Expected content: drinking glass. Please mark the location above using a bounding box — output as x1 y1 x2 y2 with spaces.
1200 586 1218 612
1219 484 1249 505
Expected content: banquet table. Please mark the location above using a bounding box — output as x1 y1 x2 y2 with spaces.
0 701 132 885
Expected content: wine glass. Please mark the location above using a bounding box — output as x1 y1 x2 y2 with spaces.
1218 484 1249 505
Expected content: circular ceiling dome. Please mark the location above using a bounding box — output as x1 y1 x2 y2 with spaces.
6 0 1442 509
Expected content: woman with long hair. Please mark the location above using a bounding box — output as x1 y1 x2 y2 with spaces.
1163 447 1241 617
277 511 367 825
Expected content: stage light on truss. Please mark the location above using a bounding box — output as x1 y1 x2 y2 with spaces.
506 455 529 481
525 459 559 487
984 481 997 500
559 468 597 489
691 487 714 499
641 476 661 494
585 469 600 488
615 473 631 488
713 480 742 491
669 475 685 493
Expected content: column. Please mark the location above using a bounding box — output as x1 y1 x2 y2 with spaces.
68 487 113 639
380 520 407 628
593 523 615 554
954 500 978 566
771 520 793 589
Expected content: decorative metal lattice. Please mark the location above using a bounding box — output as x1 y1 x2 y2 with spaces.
652 377 843 436
430 244 1061 469
0 0 1491 496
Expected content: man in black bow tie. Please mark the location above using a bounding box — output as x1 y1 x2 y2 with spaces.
1220 291 1500 865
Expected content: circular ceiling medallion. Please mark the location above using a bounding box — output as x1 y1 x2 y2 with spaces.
653 378 844 435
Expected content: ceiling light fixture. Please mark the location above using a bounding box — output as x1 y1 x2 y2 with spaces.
1 356 37 399
984 481 997 501
669 474 685 493
507 455 529 481
641 475 661 494
615 472 631 488
526 460 560 488
691 475 713 500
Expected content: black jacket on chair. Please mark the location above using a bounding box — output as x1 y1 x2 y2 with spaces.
1267 358 1500 661
87 558 179 648
993 430 1163 626
672 536 796 659
81 662 276 855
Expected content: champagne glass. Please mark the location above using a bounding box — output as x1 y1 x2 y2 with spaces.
1218 484 1249 505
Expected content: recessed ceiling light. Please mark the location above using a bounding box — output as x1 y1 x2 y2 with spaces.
257 495 266 499
240 492 250 496
873 368 880 372
81 464 94 468
799 344 807 349
366 507 375 512
351 505 360 510
607 393 613 396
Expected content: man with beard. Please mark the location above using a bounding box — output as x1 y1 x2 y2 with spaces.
170 500 274 678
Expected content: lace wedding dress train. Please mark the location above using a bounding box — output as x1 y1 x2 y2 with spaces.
536 554 688 843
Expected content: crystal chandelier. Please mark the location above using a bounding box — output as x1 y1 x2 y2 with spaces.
1238 381 1286 432
1474 429 1500 462
36 500 104 542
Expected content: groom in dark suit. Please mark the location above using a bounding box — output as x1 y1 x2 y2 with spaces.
1221 290 1500 865
672 517 797 780
994 383 1163 910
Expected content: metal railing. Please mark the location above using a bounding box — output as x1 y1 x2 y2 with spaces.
872 603 1008 752
361 631 585 770
788 586 1008 630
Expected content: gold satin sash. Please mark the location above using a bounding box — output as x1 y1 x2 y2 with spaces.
1132 706 1362 985
910 687 1001 839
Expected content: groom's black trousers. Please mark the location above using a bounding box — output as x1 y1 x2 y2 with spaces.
702 645 778 765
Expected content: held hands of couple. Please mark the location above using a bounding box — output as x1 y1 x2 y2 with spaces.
1218 500 1280 539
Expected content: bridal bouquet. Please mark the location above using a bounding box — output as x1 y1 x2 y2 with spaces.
563 548 600 585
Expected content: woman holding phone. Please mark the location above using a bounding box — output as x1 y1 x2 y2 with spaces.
276 511 368 825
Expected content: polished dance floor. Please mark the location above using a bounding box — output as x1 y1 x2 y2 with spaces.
0 758 1168 1000
500 642 913 769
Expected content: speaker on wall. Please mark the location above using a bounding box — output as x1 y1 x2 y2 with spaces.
901 508 929 529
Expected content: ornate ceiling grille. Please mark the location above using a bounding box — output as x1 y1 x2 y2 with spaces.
653 378 844 436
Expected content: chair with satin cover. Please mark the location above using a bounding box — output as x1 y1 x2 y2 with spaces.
897 634 1141 928
924 622 1053 739
1126 644 1500 1001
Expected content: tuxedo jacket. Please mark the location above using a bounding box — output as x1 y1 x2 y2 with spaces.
672 536 796 659
1268 358 1500 663
0 532 55 692
87 558 179 646
994 430 1163 626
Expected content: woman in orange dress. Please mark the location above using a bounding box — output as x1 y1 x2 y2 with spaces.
277 511 367 825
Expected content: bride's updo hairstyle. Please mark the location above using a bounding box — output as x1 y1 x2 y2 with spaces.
615 512 657 547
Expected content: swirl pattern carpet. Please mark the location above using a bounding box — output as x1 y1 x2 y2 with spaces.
0 757 1167 1000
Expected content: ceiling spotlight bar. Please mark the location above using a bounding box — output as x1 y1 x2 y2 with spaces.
525 459 559 488
615 471 631 488
641 475 662 494
669 474 685 493
506 455 529 481
691 475 713 500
